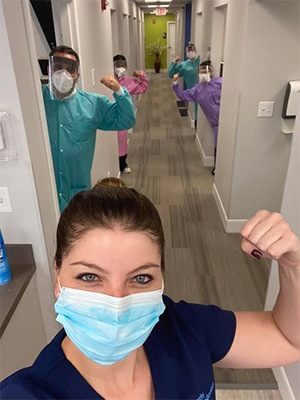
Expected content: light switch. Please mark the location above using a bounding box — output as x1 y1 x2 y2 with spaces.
0 187 12 212
257 102 275 118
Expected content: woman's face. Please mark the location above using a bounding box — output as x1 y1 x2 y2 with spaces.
55 228 163 298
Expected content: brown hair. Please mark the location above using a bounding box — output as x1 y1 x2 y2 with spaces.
55 183 165 271
93 177 127 189
49 45 80 64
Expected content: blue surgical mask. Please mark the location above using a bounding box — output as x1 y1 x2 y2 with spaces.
54 285 165 365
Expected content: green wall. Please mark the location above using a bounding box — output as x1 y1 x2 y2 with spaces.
144 14 175 70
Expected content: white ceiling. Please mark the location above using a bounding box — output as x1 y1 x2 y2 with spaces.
133 0 191 15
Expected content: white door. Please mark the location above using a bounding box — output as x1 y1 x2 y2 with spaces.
167 21 175 67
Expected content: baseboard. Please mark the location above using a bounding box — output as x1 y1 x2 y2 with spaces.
195 134 214 167
187 110 195 128
215 383 278 390
273 367 296 400
145 69 167 73
212 183 247 233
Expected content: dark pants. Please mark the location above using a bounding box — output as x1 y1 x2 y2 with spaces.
119 154 128 171
212 147 217 175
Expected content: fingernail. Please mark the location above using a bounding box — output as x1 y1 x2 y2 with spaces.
251 249 262 259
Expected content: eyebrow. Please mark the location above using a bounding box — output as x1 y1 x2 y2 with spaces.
69 262 160 275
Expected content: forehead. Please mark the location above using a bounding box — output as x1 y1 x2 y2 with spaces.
187 45 195 50
64 228 161 271
200 66 210 72
53 52 77 62
52 54 79 69
114 59 127 67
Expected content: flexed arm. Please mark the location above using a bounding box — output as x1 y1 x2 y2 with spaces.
172 73 198 102
128 70 149 95
167 57 183 79
96 75 136 131
216 210 300 369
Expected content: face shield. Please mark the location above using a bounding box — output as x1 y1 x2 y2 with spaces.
48 56 79 99
199 65 212 83
113 59 127 78
186 44 196 60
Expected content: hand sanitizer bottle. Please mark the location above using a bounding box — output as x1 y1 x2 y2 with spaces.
0 229 12 285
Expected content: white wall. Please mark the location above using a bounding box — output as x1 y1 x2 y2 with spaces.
192 0 213 61
1 0 59 341
191 0 215 164
228 0 298 219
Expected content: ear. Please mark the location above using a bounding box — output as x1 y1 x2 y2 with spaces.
53 262 60 299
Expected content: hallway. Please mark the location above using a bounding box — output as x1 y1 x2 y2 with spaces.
122 72 277 389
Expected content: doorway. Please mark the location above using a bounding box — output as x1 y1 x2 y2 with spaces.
167 21 175 67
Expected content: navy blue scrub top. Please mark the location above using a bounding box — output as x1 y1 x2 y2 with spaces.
0 296 236 399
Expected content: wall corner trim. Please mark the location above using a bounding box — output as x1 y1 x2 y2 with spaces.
212 183 246 233
195 134 214 167
273 367 296 400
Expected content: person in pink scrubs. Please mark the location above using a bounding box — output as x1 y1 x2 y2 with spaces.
113 54 149 173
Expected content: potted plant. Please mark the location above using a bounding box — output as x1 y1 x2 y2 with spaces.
146 40 167 73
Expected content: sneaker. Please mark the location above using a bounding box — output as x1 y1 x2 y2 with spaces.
211 168 215 176
122 167 131 174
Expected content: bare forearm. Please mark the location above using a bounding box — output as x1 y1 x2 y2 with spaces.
273 262 300 348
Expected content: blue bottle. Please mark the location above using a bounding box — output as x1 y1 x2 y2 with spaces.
0 229 12 285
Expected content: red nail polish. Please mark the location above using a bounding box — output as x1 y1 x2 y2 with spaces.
251 249 262 259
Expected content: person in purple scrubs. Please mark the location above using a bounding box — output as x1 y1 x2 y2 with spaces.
173 60 221 175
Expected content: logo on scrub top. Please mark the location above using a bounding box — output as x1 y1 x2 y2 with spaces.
197 382 214 400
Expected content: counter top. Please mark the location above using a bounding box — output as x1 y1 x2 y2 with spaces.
0 244 36 338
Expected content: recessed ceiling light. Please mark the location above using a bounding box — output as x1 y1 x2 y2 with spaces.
145 0 171 3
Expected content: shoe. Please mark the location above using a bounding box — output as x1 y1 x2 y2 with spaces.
122 167 131 174
211 168 215 176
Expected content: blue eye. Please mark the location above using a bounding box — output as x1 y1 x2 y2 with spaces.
79 273 97 282
133 275 151 284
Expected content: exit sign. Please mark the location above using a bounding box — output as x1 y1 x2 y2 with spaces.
155 7 167 16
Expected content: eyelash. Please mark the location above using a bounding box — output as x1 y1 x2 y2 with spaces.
132 275 153 285
75 273 153 285
76 273 99 282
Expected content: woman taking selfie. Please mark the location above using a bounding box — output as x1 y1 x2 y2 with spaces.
1 179 300 400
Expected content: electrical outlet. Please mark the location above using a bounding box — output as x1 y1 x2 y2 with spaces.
257 102 275 118
0 187 12 212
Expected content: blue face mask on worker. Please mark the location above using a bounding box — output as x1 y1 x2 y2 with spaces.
54 283 165 365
